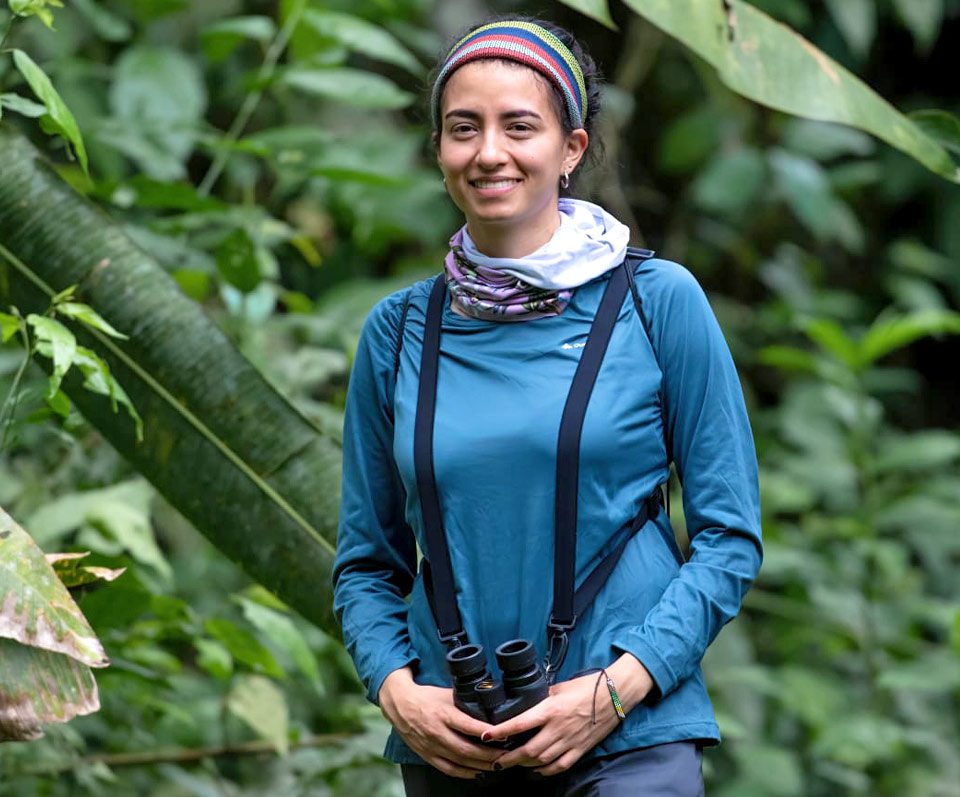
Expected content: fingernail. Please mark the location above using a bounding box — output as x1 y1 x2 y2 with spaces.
493 762 502 771
481 731 491 742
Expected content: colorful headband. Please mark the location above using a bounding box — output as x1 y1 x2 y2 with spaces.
431 21 587 131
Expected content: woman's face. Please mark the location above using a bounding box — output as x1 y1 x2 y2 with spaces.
436 59 588 255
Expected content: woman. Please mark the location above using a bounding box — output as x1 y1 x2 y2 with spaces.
332 16 762 796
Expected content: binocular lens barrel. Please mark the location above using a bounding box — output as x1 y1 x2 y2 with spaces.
495 639 537 672
446 644 486 679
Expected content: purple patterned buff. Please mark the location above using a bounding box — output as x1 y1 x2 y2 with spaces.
444 229 572 322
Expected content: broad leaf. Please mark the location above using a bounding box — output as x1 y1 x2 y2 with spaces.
0 312 19 343
823 0 875 59
616 0 959 183
0 508 107 664
204 618 285 679
27 480 167 581
302 9 424 75
0 92 47 119
0 639 99 742
0 506 107 742
227 675 289 756
11 50 88 175
238 597 322 687
216 229 261 294
890 0 943 53
282 67 414 110
45 552 126 588
860 309 960 366
910 110 960 156
107 46 207 178
56 302 128 339
69 0 132 42
556 0 617 30
27 314 76 396
201 16 276 63
71 345 144 440
8 0 62 29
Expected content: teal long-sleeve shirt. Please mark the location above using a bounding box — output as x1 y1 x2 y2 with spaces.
332 257 763 765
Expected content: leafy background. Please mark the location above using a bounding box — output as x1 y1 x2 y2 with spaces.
0 0 958 795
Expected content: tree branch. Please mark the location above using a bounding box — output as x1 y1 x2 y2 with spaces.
20 732 361 776
197 0 308 197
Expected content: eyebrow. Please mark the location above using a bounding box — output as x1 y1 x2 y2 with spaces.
444 109 543 121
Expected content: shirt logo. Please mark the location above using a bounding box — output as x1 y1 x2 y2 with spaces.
561 341 587 350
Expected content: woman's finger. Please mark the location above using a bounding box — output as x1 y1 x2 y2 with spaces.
445 707 496 740
519 737 567 770
483 700 552 743
490 725 557 769
534 747 582 777
429 754 487 780
439 730 505 768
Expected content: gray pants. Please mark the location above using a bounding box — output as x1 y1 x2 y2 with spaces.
401 741 704 796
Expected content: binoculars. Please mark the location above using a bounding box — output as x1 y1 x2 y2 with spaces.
446 638 549 749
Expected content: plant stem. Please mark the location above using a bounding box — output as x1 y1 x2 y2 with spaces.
19 732 358 775
0 323 32 453
197 0 308 197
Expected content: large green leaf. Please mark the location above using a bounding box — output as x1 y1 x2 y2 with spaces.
0 127 341 633
302 9 424 76
555 0 617 29
281 67 414 110
226 674 289 756
11 50 89 176
0 507 106 742
604 0 959 183
106 46 207 179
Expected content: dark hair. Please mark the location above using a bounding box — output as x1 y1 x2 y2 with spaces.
429 14 605 193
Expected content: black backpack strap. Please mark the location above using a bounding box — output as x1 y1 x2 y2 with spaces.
570 485 663 622
413 274 469 650
623 248 675 515
546 265 635 673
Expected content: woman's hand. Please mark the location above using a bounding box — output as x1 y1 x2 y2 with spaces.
378 667 502 780
486 654 654 777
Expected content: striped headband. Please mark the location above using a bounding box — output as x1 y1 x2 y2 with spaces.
431 21 587 131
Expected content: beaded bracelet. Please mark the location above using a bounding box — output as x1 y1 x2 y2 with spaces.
591 667 626 725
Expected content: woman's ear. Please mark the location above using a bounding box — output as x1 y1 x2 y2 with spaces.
563 128 589 175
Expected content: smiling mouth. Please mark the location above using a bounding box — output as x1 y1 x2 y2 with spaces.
470 178 521 189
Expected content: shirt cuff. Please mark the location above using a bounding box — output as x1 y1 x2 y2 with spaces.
611 630 679 705
367 655 421 706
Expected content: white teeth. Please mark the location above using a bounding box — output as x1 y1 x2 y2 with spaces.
474 179 518 188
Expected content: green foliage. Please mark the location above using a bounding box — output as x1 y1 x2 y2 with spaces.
7 0 61 29
618 0 960 183
10 49 88 174
2 0 959 794
0 284 141 444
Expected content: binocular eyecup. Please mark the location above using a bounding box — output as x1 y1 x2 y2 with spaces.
446 638 549 749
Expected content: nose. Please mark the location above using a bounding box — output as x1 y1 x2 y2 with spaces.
476 129 508 169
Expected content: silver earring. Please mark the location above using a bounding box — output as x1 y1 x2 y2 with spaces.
560 171 570 189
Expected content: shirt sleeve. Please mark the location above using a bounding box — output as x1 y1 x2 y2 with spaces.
611 260 763 701
332 289 420 705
